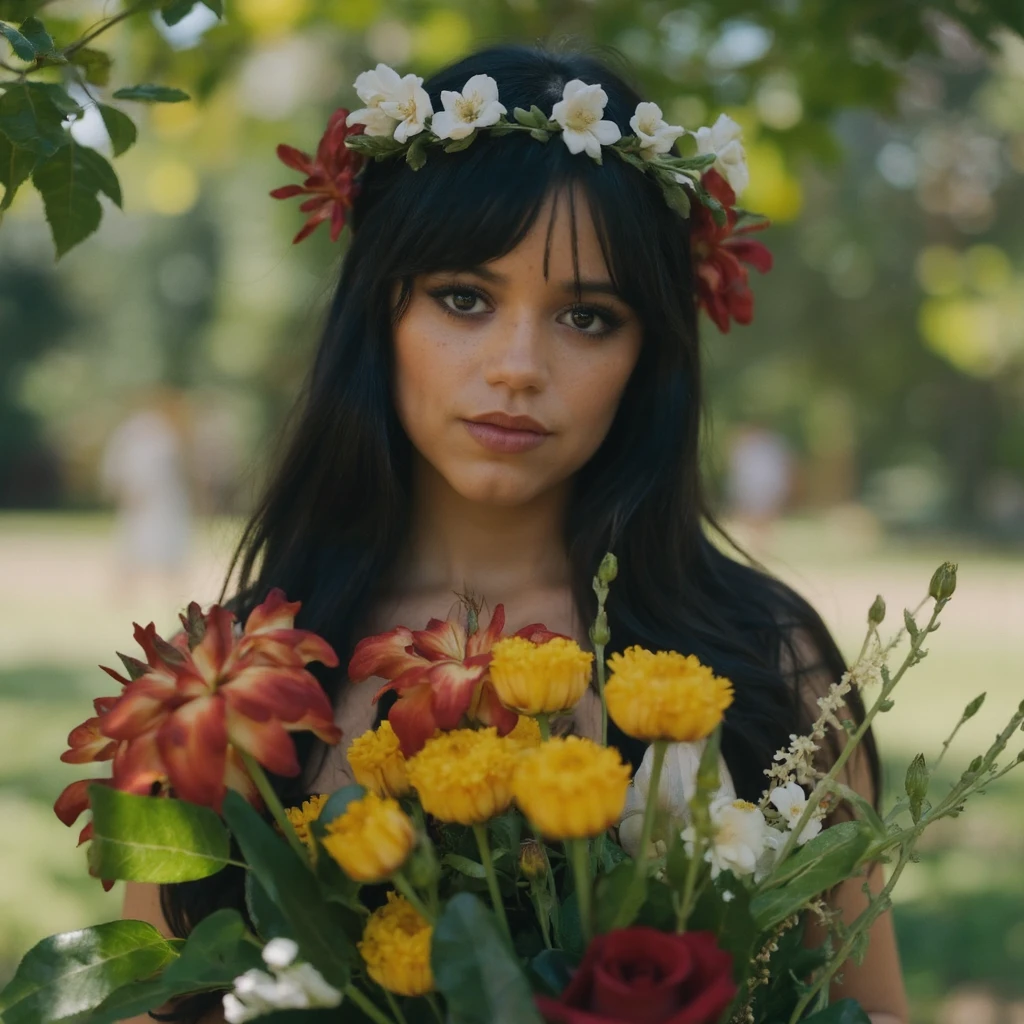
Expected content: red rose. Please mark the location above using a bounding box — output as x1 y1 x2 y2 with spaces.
536 928 735 1024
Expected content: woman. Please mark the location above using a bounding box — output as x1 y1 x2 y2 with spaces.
125 43 909 1023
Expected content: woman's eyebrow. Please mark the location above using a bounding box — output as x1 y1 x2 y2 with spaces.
449 264 622 297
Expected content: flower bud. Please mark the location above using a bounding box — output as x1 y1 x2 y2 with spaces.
597 552 618 586
867 595 886 625
929 562 957 602
404 835 441 890
519 839 547 879
905 753 929 823
589 609 611 648
962 693 985 722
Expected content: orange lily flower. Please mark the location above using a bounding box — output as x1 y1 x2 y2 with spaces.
348 604 563 756
53 589 342 841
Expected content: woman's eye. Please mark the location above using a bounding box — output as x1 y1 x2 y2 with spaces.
561 304 625 337
434 287 487 316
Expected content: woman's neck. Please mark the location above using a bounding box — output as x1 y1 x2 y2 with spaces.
400 456 571 601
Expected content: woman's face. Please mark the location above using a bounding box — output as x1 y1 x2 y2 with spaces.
391 185 644 507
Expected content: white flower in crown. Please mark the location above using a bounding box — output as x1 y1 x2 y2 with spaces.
694 113 749 195
629 101 686 159
769 781 824 846
348 62 433 143
431 73 507 141
550 78 622 160
682 796 770 880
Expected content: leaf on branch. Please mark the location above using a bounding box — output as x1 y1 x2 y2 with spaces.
88 784 232 883
17 15 54 55
201 0 224 16
113 84 191 104
0 921 180 1024
160 0 197 26
69 46 112 87
903 608 921 641
0 20 34 61
0 82 72 159
442 853 487 879
962 693 986 721
0 129 36 211
32 139 123 258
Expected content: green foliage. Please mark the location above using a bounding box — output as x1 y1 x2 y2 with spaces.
97 104 137 157
431 892 543 1024
687 872 759 983
221 789 354 988
112 83 191 103
0 920 180 1024
799 999 872 1023
86 784 232 883
0 20 35 60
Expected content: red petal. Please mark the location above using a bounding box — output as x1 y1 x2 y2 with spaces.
727 238 773 273
348 626 425 682
224 748 261 808
242 629 338 668
276 143 314 174
701 167 736 207
244 588 301 635
426 660 487 730
292 208 330 245
191 605 238 683
270 184 307 200
471 680 519 735
100 675 177 740
157 697 228 809
513 625 569 644
112 730 166 795
388 685 439 757
465 603 505 658
54 778 93 826
226 706 300 777
220 664 334 724
61 715 118 764
411 619 467 662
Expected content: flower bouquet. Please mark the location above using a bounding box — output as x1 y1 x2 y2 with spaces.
2 557 1021 1024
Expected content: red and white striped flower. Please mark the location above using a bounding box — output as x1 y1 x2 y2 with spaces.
348 605 562 757
54 589 342 842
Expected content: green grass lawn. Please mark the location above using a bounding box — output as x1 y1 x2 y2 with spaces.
1 511 1022 1023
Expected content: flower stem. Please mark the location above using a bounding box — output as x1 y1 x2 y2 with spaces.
569 837 593 945
593 637 608 748
537 713 551 741
473 823 513 947
393 871 435 925
344 984 398 1024
240 751 309 864
426 994 445 1024
384 990 408 1024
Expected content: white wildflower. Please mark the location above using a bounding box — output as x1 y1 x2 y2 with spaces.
550 79 621 160
721 889 736 903
694 113 749 195
348 62 433 142
629 101 686 158
618 739 736 859
430 73 506 140
222 944 342 1023
684 796 770 879
769 781 824 846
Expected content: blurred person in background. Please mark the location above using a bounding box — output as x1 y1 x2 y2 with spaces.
725 420 795 556
98 387 194 603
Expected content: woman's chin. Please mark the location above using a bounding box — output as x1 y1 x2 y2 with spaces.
445 464 559 508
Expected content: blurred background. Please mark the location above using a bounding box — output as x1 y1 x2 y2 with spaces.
1 2 1023 1022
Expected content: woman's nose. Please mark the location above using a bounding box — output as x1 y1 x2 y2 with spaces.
481 308 548 393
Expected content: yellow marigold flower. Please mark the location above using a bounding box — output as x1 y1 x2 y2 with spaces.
283 794 329 851
358 892 433 996
321 792 415 883
605 646 734 742
489 636 594 715
347 720 410 798
406 728 517 825
504 714 542 751
513 735 631 840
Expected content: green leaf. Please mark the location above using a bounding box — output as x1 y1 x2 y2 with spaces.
750 822 872 931
0 128 36 211
826 781 886 837
98 104 137 157
87 785 231 882
0 20 34 60
595 861 645 933
0 921 179 1024
245 871 293 941
528 948 574 997
800 998 872 1023
443 131 477 153
221 789 354 988
160 0 196 25
0 82 71 158
443 852 487 879
112 84 191 104
431 892 543 1024
687 872 758 980
405 134 428 170
201 0 224 15
17 14 52 53
90 910 263 1024
68 46 112 86
316 783 366 830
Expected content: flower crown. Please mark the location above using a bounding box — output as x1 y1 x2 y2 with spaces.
271 63 773 332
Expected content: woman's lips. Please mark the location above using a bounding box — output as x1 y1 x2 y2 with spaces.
462 419 550 454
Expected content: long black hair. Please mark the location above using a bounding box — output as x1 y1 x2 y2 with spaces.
159 39 879 1011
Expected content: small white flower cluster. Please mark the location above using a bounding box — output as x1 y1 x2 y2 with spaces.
768 780 823 845
222 938 342 1023
345 62 750 197
682 797 783 882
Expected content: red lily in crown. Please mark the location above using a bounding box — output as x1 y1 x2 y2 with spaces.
54 589 342 859
690 168 773 333
348 604 563 756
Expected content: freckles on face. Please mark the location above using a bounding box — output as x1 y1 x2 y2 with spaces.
391 186 644 506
